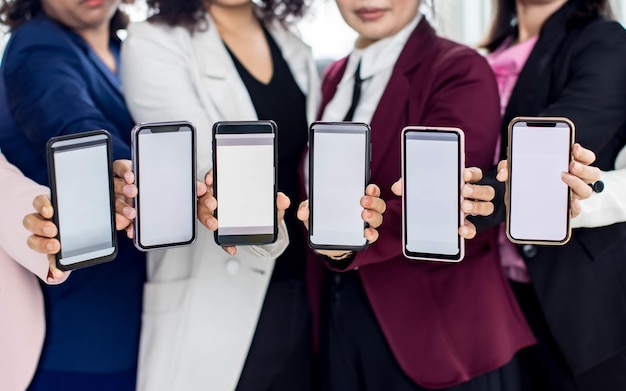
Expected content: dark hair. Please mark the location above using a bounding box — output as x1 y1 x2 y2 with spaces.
0 0 129 39
481 0 614 52
147 0 308 32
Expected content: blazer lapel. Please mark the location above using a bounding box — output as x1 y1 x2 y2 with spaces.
369 19 435 177
503 4 571 129
192 15 257 121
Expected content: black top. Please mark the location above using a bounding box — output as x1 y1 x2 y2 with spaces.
226 28 308 281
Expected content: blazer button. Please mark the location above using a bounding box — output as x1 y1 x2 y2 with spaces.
225 259 240 275
522 244 538 258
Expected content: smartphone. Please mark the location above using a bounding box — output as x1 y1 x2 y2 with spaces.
402 126 465 262
212 120 278 246
132 121 197 251
308 122 371 251
506 117 574 245
46 130 117 271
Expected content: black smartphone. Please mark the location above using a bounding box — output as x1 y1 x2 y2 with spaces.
308 122 371 251
131 121 197 251
402 126 465 262
506 117 574 245
46 130 117 271
212 120 278 246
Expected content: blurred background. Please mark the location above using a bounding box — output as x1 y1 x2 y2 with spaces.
121 0 626 64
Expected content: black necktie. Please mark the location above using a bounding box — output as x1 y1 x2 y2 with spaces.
343 61 362 122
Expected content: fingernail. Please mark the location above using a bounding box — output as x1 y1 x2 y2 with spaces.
124 172 133 182
460 227 468 235
363 197 371 206
464 201 473 211
227 247 236 256
207 219 217 230
124 185 134 196
42 206 52 216
464 186 473 196
572 161 581 172
46 242 56 251
43 226 55 236
123 207 134 218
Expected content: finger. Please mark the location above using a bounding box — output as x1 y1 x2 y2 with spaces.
198 196 219 231
277 192 291 211
23 213 57 238
462 184 495 202
391 179 402 196
365 184 381 198
463 167 483 184
32 195 53 219
48 257 65 280
562 172 593 200
361 194 386 214
115 197 136 220
112 160 134 184
461 199 494 217
569 161 601 184
114 176 137 198
296 200 310 230
27 234 60 254
126 224 134 239
458 220 477 240
362 208 383 229
364 227 379 244
572 143 596 166
222 246 237 256
196 181 208 197
570 198 581 219
204 169 213 187
496 160 508 183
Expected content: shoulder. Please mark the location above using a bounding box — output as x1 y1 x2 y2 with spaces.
6 14 77 59
125 20 194 48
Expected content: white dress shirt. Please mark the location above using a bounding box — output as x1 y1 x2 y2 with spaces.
322 14 421 123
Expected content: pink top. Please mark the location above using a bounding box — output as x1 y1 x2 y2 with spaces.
487 36 538 283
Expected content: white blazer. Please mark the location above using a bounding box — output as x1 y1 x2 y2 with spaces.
121 17 319 391
0 153 68 391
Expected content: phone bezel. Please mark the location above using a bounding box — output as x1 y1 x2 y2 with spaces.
46 130 118 271
212 120 278 246
505 116 574 245
401 126 465 262
308 121 371 252
131 121 198 251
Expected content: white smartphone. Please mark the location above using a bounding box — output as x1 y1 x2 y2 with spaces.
506 117 574 245
402 126 465 262
212 120 278 246
308 122 371 251
46 130 117 270
132 121 197 251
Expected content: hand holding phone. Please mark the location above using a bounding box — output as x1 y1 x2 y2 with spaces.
308 122 371 251
46 130 117 270
212 121 278 246
506 117 574 245
132 121 197 251
402 126 465 262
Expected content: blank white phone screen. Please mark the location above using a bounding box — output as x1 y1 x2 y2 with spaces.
405 132 460 255
216 133 275 235
137 127 194 247
52 135 114 266
509 122 570 241
311 127 366 247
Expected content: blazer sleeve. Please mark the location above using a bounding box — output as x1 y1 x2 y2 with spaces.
3 42 130 161
0 153 68 284
339 49 501 270
539 22 626 155
122 23 289 261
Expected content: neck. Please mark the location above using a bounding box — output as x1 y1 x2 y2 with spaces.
516 0 567 42
209 1 259 37
76 23 111 54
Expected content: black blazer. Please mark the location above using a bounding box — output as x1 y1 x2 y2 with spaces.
477 3 626 376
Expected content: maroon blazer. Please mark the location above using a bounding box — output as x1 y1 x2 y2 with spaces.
307 20 535 388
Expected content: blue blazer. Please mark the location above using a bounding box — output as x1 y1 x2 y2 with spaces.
0 14 145 376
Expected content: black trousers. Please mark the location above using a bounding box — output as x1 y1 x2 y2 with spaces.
510 280 626 391
236 278 314 391
321 270 522 391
